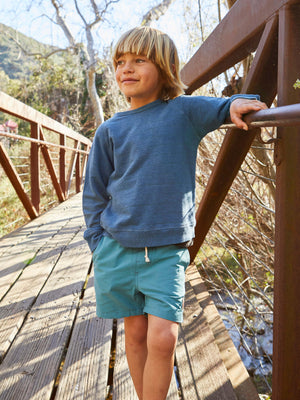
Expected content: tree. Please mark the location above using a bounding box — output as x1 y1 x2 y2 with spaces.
50 0 120 127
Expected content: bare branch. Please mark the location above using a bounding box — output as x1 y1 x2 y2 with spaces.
197 0 204 42
90 0 100 19
141 0 176 26
74 0 88 26
88 0 120 29
4 31 70 59
51 0 77 48
217 0 222 21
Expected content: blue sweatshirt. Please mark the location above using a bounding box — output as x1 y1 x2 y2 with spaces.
83 94 258 252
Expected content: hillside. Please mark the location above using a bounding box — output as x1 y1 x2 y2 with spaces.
0 23 61 80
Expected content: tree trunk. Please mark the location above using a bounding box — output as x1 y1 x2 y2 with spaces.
87 67 104 127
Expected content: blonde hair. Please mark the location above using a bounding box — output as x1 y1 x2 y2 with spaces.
112 26 186 101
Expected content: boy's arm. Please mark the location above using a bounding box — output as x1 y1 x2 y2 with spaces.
230 97 268 130
82 127 113 253
184 94 265 138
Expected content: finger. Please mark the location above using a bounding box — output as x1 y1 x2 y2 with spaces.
239 103 266 113
250 101 268 110
231 115 248 130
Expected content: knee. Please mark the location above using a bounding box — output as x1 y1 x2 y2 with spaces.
147 328 178 357
124 316 148 348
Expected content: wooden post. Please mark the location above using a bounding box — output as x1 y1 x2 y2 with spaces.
40 128 65 202
75 146 80 193
30 122 40 214
0 142 38 219
60 134 66 197
273 3 300 398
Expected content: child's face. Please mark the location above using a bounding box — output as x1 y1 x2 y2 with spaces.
115 53 163 110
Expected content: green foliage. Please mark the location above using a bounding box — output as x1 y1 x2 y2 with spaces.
294 79 300 89
259 395 272 400
0 173 29 237
17 54 85 118
254 373 272 398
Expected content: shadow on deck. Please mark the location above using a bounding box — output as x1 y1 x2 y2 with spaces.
0 194 258 400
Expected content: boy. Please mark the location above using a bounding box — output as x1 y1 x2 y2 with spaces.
83 26 267 400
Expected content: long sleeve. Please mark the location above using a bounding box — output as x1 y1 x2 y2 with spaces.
183 94 260 140
82 125 114 252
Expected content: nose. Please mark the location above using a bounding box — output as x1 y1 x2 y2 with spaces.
122 60 134 73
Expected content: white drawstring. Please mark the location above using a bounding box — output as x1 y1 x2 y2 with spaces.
144 247 150 263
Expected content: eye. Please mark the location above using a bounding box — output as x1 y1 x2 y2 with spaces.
136 57 146 63
116 59 124 66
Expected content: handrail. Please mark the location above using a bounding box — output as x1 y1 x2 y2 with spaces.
0 91 92 220
0 91 90 146
223 103 300 129
0 130 90 154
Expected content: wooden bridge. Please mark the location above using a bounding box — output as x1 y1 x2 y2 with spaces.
1 0 300 399
0 193 258 400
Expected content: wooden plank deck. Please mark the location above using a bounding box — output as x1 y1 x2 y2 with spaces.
0 193 259 400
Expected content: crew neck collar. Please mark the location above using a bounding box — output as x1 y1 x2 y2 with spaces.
114 99 165 117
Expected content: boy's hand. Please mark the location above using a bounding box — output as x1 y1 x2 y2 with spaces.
230 98 268 130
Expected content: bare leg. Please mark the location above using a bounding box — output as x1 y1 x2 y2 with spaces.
124 315 148 399
143 315 178 400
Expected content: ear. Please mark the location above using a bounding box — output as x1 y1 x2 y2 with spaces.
171 64 176 75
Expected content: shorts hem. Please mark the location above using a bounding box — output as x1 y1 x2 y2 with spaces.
96 309 144 319
143 306 183 323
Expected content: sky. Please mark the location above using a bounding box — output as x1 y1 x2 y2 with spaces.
0 0 228 63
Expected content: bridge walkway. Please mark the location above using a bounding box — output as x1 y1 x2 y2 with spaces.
0 193 258 400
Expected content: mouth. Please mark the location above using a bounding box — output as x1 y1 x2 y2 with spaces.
121 78 138 84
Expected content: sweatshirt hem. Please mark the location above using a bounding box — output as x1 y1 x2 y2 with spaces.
103 226 195 248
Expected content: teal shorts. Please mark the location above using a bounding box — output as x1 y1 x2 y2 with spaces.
92 236 190 323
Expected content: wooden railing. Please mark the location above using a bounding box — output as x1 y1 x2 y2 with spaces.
180 0 300 398
0 91 91 220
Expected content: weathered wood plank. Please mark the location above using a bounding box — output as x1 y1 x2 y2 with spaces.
0 227 91 400
0 193 83 258
0 195 83 300
0 205 59 258
186 264 259 400
176 277 237 400
0 213 84 361
55 271 113 400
